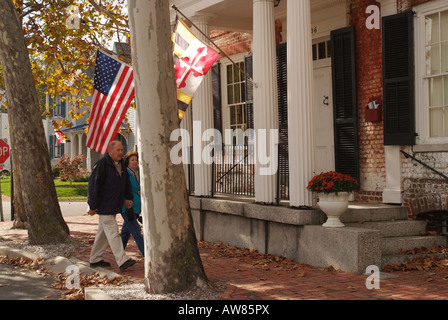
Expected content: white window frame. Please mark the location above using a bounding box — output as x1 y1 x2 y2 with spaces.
220 53 248 145
415 0 448 147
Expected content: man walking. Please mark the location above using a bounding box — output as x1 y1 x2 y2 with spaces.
88 141 136 271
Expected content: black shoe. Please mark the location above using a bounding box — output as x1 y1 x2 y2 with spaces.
90 260 111 268
119 259 136 271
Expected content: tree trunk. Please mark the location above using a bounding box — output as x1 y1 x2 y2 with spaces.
128 0 208 294
0 0 70 244
12 155 27 229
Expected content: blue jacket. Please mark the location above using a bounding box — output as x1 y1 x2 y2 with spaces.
122 168 141 214
88 154 133 215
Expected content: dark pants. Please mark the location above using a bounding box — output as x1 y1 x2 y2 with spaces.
120 212 145 257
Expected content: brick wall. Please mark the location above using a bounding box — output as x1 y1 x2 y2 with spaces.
397 0 433 12
349 0 385 202
210 30 252 57
210 20 283 58
402 146 448 217
349 0 437 206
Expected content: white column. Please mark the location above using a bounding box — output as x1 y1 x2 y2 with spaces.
287 0 314 207
379 0 402 204
191 15 214 197
253 0 279 204
86 147 92 171
78 133 83 157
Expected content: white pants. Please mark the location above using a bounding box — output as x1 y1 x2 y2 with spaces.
90 214 129 267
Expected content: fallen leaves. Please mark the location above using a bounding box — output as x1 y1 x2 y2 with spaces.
0 256 44 270
419 231 439 236
198 241 307 272
199 241 330 278
383 245 448 273
54 272 129 300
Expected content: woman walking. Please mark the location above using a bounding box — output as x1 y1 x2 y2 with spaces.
121 151 145 257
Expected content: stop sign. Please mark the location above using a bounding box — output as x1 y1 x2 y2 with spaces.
0 139 10 164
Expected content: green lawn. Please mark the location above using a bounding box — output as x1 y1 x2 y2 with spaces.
0 177 88 201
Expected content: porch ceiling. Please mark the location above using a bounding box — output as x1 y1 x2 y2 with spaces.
170 0 346 32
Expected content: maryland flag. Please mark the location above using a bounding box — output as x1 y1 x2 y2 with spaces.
172 17 220 121
55 129 70 144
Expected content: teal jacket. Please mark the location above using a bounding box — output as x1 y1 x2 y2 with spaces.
122 168 141 214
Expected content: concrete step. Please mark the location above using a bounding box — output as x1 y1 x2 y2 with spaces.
345 220 427 237
341 203 409 223
381 235 447 255
382 252 447 267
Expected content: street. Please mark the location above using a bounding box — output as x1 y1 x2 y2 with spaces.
0 200 88 300
0 262 60 300
0 199 88 222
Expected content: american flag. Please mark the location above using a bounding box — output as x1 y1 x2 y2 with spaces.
86 50 135 154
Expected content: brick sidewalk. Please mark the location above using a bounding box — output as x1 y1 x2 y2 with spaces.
3 215 448 300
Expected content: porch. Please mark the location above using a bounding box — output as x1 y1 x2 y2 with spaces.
189 194 447 274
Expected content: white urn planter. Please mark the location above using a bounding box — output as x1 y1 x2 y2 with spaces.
318 192 350 228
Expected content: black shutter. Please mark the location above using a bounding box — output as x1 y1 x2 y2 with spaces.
49 96 54 118
277 43 288 144
41 95 46 119
61 98 67 118
49 135 54 159
331 26 360 182
276 42 289 200
244 54 254 130
212 63 222 134
382 12 415 146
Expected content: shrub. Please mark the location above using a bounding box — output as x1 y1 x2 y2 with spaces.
55 154 88 185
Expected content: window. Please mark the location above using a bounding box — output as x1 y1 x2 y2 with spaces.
54 96 63 117
226 61 246 132
53 135 62 158
312 40 331 61
416 1 448 144
50 95 66 118
425 10 448 137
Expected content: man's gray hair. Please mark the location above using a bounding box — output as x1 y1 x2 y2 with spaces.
108 140 122 151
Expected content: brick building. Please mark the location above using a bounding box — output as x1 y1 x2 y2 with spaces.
171 0 448 218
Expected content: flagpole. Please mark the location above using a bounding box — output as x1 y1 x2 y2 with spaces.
171 5 258 88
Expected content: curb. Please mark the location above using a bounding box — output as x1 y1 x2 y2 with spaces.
43 256 122 280
0 245 39 260
84 287 114 300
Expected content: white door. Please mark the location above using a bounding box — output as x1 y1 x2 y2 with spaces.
313 65 335 174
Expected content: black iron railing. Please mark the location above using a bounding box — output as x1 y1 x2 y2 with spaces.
401 150 448 235
213 145 255 197
400 150 448 181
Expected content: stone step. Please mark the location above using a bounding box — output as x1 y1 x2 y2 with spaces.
381 235 447 255
345 220 427 237
382 252 447 268
340 203 409 223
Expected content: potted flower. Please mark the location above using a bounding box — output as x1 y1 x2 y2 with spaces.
307 171 359 228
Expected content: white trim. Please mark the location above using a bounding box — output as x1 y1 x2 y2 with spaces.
414 0 448 146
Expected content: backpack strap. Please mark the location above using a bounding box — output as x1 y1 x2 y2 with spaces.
92 156 107 181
